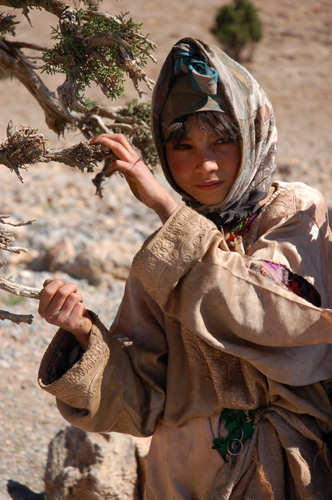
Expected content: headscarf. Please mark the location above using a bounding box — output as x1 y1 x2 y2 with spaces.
152 38 278 227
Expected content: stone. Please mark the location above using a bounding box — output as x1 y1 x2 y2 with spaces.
62 241 134 285
44 425 142 500
46 240 76 272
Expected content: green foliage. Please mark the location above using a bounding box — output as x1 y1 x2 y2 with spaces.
42 10 152 105
97 99 157 167
119 100 158 168
211 0 263 62
0 1 157 179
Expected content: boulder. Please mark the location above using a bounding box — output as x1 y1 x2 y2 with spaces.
44 426 150 500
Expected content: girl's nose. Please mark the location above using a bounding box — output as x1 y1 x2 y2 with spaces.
196 153 219 172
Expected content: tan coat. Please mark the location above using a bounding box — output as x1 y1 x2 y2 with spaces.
39 182 332 499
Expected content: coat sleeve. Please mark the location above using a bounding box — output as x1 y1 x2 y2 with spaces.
131 197 332 386
38 275 168 436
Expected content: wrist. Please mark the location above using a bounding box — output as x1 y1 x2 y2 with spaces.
155 194 179 224
72 316 92 350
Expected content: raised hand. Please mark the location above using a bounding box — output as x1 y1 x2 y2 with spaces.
39 279 92 350
91 133 178 223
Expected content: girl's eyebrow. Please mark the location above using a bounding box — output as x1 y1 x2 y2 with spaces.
177 131 231 142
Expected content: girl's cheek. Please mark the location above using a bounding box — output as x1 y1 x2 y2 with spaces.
172 162 193 179
169 161 192 186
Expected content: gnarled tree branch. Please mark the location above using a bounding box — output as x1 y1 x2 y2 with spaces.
0 0 68 18
0 41 73 134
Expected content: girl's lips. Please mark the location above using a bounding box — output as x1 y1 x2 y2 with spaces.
195 181 224 190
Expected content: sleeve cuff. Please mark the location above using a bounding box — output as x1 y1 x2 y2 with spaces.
38 312 110 405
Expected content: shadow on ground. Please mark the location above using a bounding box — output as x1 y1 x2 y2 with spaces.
7 480 44 500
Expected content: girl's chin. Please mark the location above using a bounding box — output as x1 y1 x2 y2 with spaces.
193 192 227 206
180 186 227 206
201 200 224 206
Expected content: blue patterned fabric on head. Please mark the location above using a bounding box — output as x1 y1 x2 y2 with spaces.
174 48 219 96
161 45 227 134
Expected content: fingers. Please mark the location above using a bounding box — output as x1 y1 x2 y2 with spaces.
39 280 77 315
56 301 85 332
91 133 137 163
107 159 144 180
39 280 83 327
39 279 92 348
90 133 175 219
91 134 146 181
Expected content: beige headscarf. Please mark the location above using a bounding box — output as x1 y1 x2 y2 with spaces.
152 38 278 226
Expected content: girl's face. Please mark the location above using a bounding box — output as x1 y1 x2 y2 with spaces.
165 114 241 206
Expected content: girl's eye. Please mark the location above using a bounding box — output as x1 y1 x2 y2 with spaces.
173 143 192 151
216 137 233 145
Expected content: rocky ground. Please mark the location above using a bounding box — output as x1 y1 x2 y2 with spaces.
0 0 331 498
0 165 162 499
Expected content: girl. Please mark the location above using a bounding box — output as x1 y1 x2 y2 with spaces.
38 38 332 498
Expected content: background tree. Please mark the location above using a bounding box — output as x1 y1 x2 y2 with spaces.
211 0 263 62
0 0 158 323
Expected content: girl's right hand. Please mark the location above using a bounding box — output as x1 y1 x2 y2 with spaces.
91 133 179 223
38 279 92 350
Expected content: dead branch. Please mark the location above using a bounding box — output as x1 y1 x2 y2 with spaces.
0 309 33 324
8 41 48 52
0 118 155 178
0 215 34 257
0 215 35 227
0 222 15 248
0 244 29 254
44 141 113 171
0 124 114 177
0 276 41 299
0 126 48 180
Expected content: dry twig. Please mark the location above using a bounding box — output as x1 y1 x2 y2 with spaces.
0 276 41 299
0 309 33 324
0 215 40 323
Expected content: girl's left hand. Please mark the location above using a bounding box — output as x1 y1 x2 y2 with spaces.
91 133 178 223
38 279 92 350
